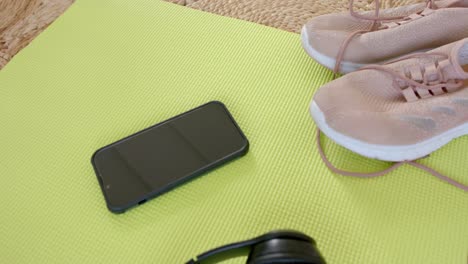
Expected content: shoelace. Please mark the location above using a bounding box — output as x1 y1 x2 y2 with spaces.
360 52 464 101
334 0 437 74
318 53 468 191
317 130 468 191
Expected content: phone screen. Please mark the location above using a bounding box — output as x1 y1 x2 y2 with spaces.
92 102 248 213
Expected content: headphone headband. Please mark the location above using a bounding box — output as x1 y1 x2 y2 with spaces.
187 230 317 264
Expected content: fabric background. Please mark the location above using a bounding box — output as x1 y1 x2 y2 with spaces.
0 0 466 263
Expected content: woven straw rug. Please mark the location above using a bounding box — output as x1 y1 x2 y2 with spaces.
0 0 424 69
170 0 425 32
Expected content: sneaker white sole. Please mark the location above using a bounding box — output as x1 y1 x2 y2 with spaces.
310 100 468 162
301 26 367 74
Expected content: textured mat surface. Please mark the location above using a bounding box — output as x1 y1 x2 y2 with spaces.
0 0 74 70
0 0 467 263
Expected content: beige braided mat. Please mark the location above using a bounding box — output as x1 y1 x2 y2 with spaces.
1 0 424 70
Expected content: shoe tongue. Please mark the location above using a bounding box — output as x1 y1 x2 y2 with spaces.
444 39 468 79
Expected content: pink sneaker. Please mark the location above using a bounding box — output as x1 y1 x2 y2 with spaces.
310 38 468 162
301 0 468 73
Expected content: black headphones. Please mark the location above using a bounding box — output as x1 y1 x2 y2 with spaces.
186 230 326 264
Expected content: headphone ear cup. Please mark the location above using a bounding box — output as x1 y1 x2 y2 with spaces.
246 238 326 264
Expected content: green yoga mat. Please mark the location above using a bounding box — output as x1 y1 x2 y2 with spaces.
1 0 466 263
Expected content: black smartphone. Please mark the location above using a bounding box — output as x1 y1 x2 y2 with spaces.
92 101 249 213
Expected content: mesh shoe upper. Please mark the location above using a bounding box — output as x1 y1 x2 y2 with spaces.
313 38 468 146
303 0 468 65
